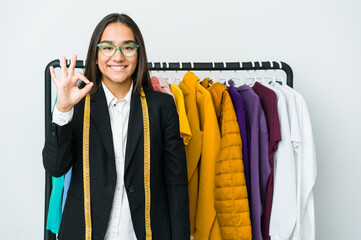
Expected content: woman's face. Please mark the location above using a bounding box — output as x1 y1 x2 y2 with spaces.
97 22 138 88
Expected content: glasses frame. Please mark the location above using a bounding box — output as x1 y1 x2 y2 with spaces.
97 42 140 58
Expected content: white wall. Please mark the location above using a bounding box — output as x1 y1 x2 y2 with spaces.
0 0 360 239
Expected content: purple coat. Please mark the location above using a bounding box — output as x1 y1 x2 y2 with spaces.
236 84 270 240
227 81 250 195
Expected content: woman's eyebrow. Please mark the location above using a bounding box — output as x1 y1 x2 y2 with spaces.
123 40 136 44
99 40 136 44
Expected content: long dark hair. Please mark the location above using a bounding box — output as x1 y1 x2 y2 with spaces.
84 13 152 93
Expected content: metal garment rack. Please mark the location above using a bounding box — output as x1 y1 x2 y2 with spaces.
44 60 293 240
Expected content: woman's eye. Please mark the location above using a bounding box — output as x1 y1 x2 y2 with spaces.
124 46 135 51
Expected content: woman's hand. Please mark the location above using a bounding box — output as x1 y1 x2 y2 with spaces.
50 54 93 112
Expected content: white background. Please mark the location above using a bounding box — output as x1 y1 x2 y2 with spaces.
0 0 360 239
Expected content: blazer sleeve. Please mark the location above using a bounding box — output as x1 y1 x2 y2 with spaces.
162 96 190 240
42 115 76 177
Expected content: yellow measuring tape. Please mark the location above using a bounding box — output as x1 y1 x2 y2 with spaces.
82 87 152 240
83 94 92 240
140 87 152 240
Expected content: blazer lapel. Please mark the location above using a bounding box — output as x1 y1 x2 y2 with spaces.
124 89 143 173
91 87 116 179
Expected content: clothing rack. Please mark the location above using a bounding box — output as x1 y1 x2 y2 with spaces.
43 60 294 240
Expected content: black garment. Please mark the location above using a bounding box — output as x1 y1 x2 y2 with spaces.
43 85 190 240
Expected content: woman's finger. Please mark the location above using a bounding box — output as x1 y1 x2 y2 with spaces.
50 66 59 86
68 54 77 77
75 72 90 85
60 56 68 80
79 82 94 97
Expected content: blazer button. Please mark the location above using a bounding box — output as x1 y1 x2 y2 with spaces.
52 131 56 136
129 186 135 193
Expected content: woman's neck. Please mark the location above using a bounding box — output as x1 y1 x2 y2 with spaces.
102 78 133 100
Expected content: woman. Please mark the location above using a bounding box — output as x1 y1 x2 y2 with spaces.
43 13 190 240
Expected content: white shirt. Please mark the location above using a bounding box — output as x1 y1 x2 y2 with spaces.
52 81 137 240
284 85 317 240
261 83 297 240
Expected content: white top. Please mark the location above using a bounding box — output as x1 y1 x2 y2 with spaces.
274 83 301 152
52 82 137 240
261 83 297 240
284 85 317 240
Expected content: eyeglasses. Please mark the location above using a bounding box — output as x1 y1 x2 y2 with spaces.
97 43 140 57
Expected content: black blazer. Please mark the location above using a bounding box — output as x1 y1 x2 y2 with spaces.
43 85 190 240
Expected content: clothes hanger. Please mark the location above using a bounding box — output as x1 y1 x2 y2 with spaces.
257 61 265 84
232 68 243 87
262 61 277 86
149 62 152 77
209 62 215 82
275 61 285 86
188 62 194 73
220 62 228 86
162 62 172 85
245 61 257 86
174 62 182 85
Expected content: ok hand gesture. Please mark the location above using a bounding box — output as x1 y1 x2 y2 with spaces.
50 55 94 112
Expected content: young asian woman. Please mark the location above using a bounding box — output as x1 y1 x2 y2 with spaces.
42 13 190 240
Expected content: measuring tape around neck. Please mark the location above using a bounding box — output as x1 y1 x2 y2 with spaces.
140 87 152 240
83 94 92 240
82 87 152 240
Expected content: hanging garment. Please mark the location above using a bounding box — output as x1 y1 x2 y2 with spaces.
151 76 166 93
227 81 250 198
272 83 301 240
46 98 66 234
273 83 301 153
62 167 72 211
158 77 175 99
284 85 317 240
46 175 64 234
181 72 222 240
236 85 270 240
170 84 192 145
201 79 252 240
261 84 296 240
252 81 282 240
178 81 202 237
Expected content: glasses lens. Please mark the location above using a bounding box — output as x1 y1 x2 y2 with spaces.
121 44 138 57
100 44 116 57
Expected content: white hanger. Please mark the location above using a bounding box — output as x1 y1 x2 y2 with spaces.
163 62 172 85
256 61 264 84
174 62 182 85
220 62 228 86
263 61 276 86
149 62 153 77
209 62 215 82
189 62 194 72
275 61 285 86
232 62 243 87
245 61 256 86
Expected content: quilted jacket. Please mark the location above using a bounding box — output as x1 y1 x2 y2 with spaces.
201 79 252 240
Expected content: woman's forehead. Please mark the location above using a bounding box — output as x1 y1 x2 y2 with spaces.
100 22 135 43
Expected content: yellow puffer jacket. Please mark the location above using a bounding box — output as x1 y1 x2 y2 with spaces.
201 79 252 240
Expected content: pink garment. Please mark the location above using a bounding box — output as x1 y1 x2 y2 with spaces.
151 76 166 93
158 77 175 100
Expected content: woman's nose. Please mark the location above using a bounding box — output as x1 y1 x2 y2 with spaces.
113 48 125 61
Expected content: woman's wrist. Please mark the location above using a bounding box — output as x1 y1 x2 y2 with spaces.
56 103 73 113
